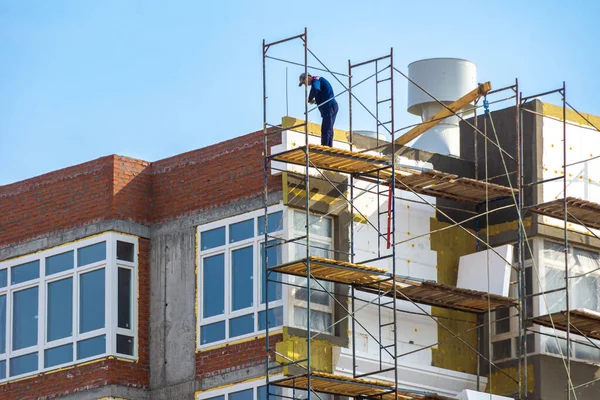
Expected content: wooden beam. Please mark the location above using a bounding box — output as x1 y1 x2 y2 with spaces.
395 81 492 146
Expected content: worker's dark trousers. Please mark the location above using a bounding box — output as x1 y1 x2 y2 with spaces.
320 103 338 147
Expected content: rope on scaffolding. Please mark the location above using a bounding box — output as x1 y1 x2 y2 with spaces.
485 104 579 399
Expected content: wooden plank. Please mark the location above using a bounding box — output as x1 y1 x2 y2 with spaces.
395 82 492 146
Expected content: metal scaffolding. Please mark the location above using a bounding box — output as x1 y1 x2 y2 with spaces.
260 28 600 400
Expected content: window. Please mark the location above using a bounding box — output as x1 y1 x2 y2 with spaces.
0 232 138 381
539 240 600 363
291 210 334 334
492 338 512 361
196 377 287 400
198 208 284 347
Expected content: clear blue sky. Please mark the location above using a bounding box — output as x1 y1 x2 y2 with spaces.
1 1 599 185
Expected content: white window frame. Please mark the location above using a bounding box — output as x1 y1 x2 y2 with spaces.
197 205 286 349
289 209 335 334
0 232 138 382
195 375 284 400
490 240 539 362
537 239 600 363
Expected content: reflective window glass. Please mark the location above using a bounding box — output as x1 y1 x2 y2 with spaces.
46 251 74 275
118 268 132 329
293 211 332 238
0 360 4 380
258 306 283 331
0 295 5 354
48 277 73 341
294 307 333 334
230 219 254 243
230 314 254 338
117 241 135 262
201 227 225 250
231 246 253 311
258 211 284 235
0 269 6 288
13 287 38 350
80 268 105 333
44 343 73 368
77 242 106 266
9 352 37 377
230 388 253 400
201 321 225 345
260 242 282 304
11 260 39 284
77 335 105 360
203 254 225 318
116 334 134 356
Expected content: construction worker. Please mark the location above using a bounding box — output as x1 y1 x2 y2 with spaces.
299 72 338 147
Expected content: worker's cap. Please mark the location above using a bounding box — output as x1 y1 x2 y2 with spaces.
298 72 310 86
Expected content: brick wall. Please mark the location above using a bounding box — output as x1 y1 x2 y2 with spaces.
196 334 282 380
0 155 152 249
151 129 282 223
0 237 150 400
0 128 282 249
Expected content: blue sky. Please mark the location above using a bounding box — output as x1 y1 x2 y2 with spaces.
1 1 599 185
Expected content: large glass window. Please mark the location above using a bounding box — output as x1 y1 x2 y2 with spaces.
198 208 284 347
196 378 284 400
292 211 335 335
0 233 138 381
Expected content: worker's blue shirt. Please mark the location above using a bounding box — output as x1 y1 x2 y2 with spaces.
308 76 337 115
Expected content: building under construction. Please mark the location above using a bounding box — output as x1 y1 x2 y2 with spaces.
0 30 599 400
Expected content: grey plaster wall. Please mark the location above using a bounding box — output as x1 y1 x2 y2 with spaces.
149 193 283 400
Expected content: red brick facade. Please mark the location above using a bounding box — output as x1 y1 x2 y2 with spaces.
196 334 282 380
0 129 281 249
0 129 282 398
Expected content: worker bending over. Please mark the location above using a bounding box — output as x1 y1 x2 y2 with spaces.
299 72 339 147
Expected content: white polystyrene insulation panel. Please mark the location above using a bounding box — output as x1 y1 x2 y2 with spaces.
541 116 600 236
456 245 513 297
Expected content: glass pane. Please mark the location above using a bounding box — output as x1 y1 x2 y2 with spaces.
494 307 510 334
0 269 7 288
258 211 284 235
230 219 254 243
77 242 106 266
117 241 135 262
77 335 105 360
44 343 73 368
203 254 225 318
80 268 105 333
261 242 282 304
229 314 254 338
0 295 5 354
13 287 38 350
201 321 225 345
293 211 332 238
0 360 4 380
9 352 37 377
207 396 225 400
258 385 282 400
11 260 39 284
116 334 134 355
118 268 132 329
294 307 333 334
201 227 225 250
46 251 74 275
231 246 253 311
258 306 284 331
295 240 331 260
295 277 332 306
492 339 512 361
48 277 73 341
230 388 253 400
